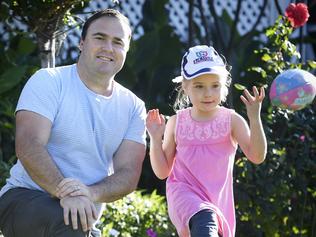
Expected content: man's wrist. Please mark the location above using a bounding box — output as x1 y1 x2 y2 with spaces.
88 186 98 202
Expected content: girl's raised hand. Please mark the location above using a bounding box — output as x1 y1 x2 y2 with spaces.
146 109 166 140
240 86 265 119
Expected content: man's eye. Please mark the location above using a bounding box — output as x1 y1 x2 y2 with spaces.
114 40 124 46
95 37 104 40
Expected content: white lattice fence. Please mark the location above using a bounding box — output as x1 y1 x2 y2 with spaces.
59 0 291 62
59 0 145 62
165 0 289 41
0 0 293 62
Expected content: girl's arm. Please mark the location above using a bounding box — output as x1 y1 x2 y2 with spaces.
146 109 176 179
232 86 267 164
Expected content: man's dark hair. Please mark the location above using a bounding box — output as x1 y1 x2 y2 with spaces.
81 9 132 40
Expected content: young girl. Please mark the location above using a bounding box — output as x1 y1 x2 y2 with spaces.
146 45 267 237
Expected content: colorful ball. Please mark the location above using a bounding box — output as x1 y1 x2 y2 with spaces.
269 69 316 110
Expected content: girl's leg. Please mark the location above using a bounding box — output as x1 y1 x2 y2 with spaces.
189 209 221 237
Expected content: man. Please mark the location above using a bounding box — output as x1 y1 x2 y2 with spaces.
0 9 146 237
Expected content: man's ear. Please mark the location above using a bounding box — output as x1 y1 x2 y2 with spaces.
78 39 84 51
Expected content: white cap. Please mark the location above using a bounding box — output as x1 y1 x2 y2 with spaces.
172 45 228 83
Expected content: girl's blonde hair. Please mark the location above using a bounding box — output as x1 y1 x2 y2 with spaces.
173 66 232 112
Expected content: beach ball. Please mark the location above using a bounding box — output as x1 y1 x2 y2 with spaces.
269 69 316 110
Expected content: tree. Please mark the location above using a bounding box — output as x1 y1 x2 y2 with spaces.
1 0 96 68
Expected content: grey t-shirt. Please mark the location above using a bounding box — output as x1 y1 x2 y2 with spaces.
0 64 146 218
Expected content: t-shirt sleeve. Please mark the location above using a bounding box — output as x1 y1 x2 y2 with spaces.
15 69 60 123
124 98 147 145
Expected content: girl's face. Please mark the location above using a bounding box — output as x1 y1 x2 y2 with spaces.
183 74 224 116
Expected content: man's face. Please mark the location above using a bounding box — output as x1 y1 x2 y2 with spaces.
79 16 131 78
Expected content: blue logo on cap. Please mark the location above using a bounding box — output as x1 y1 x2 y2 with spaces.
196 51 208 58
193 51 212 64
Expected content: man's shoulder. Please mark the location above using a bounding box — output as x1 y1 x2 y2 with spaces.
37 64 74 76
114 81 133 94
30 64 75 86
115 82 144 104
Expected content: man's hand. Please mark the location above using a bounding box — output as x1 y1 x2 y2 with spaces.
56 178 92 200
60 195 97 232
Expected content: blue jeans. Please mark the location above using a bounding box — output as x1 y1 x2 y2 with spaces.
0 188 100 237
189 209 222 237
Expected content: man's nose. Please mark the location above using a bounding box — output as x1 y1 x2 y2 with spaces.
102 40 113 51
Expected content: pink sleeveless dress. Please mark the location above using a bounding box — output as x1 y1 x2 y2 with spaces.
166 107 237 237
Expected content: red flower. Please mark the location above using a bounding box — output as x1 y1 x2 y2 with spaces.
285 3 310 28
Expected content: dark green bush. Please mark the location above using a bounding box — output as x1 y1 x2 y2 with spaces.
234 14 316 236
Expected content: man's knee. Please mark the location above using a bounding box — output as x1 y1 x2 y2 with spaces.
0 188 88 237
51 220 89 237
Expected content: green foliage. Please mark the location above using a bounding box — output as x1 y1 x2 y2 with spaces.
235 108 316 236
249 16 315 81
115 0 183 115
0 66 28 94
0 0 98 188
97 190 176 237
2 0 90 21
0 2 315 236
234 13 316 237
0 32 40 186
0 159 14 188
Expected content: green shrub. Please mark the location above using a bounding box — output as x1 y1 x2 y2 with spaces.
0 160 13 188
97 190 176 237
233 12 316 237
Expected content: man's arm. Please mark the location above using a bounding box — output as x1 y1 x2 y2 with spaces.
89 139 146 203
15 110 64 196
16 110 97 232
56 138 146 203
